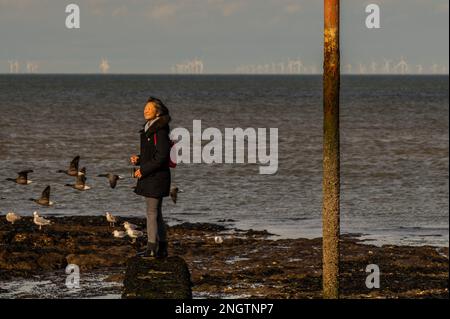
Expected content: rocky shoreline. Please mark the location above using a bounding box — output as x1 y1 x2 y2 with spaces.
0 216 448 299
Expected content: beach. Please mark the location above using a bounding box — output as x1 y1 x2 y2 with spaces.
0 215 447 299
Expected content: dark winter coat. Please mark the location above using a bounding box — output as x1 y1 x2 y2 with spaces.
134 115 171 198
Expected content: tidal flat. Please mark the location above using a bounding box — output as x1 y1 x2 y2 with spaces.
0 216 448 299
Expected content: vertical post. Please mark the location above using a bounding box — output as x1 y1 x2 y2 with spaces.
323 0 340 299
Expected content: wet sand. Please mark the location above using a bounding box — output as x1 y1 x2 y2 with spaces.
0 216 448 299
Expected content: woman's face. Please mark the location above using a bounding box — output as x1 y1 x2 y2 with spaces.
144 102 158 121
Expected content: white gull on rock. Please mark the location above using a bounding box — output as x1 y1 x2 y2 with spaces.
123 221 138 231
33 211 51 230
6 212 21 224
106 212 117 227
113 230 127 238
126 228 143 243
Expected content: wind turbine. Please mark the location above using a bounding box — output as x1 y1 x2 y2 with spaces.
10 60 20 73
196 59 204 74
257 64 264 74
287 59 294 74
26 61 36 73
292 58 303 74
188 60 195 73
395 56 408 75
99 58 110 74
382 59 392 74
358 63 367 74
370 61 377 74
416 64 423 75
345 64 352 74
8 60 14 73
277 62 285 74
269 63 275 74
431 64 439 74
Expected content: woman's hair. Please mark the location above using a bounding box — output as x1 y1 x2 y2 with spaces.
147 96 171 122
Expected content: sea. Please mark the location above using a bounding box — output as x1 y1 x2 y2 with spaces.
0 74 448 247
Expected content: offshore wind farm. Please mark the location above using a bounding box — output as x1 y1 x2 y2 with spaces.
4 56 448 75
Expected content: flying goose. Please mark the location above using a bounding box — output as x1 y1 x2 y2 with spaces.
98 173 123 189
170 187 184 204
65 167 90 191
29 185 54 206
6 170 33 185
57 156 82 176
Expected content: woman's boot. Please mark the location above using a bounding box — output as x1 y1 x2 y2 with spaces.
157 241 168 258
143 242 158 257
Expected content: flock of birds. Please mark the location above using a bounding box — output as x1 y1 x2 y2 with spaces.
106 212 144 243
2 155 183 242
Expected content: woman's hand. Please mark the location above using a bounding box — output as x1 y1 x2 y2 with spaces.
130 155 140 165
134 169 142 179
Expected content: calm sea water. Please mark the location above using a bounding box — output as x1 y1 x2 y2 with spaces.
0 75 448 246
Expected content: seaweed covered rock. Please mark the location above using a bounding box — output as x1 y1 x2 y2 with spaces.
122 256 192 299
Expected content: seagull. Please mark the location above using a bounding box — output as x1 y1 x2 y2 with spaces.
126 228 144 244
33 211 51 230
170 187 184 204
214 236 224 244
29 185 54 206
6 212 21 224
65 167 90 191
113 230 127 238
98 173 123 189
123 221 138 231
106 212 117 227
6 170 33 185
57 156 83 176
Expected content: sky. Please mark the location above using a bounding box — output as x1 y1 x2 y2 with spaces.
0 0 448 74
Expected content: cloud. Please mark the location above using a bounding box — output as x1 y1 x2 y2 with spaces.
147 2 183 20
283 3 301 14
207 0 245 17
221 2 243 17
112 5 128 17
0 0 50 10
436 2 449 13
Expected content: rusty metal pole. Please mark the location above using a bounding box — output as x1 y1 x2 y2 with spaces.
323 0 340 299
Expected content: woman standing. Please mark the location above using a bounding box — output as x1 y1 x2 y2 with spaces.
130 97 171 257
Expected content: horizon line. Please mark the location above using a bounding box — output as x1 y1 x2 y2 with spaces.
0 73 449 76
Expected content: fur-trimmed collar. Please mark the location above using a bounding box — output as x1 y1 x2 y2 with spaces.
141 114 171 134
